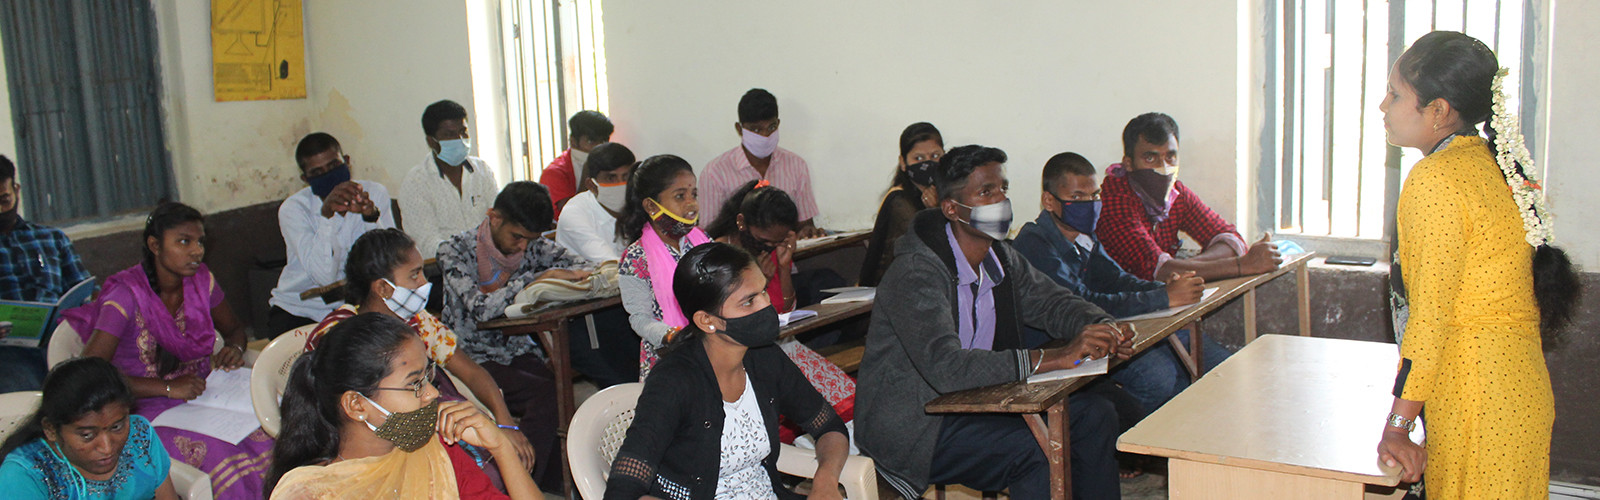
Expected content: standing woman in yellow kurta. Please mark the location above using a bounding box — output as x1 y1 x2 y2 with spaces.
1375 31 1581 499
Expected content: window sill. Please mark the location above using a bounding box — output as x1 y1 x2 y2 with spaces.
1275 234 1390 261
60 214 148 241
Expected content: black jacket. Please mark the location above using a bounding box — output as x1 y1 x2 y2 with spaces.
604 338 849 500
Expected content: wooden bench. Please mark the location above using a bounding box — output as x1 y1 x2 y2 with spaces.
821 344 865 373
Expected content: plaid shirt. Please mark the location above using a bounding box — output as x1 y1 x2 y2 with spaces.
0 219 92 302
1096 163 1242 280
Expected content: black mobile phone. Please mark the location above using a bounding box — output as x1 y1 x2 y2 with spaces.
1325 256 1377 266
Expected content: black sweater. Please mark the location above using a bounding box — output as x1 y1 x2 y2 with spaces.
604 338 849 500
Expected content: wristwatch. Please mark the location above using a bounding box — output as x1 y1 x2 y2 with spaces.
1386 412 1416 432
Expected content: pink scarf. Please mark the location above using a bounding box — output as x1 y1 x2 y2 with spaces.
475 219 524 293
640 225 710 328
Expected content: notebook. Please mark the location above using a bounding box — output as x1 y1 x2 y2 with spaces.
0 278 95 348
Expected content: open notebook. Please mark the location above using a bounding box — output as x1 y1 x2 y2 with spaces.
151 368 260 444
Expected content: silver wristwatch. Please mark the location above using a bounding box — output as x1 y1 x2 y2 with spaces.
1386 412 1416 432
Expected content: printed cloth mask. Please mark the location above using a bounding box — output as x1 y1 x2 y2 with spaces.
1054 197 1102 235
1126 166 1178 221
570 149 591 191
436 139 471 167
383 279 432 320
741 129 780 159
361 396 439 452
308 163 352 199
905 160 939 187
717 305 781 347
648 199 698 239
595 180 628 213
954 198 1014 241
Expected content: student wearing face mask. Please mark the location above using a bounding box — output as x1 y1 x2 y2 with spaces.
1013 152 1231 417
616 155 705 380
699 89 825 239
1097 113 1281 281
0 155 94 393
555 142 635 262
61 202 270 500
401 100 501 260
266 313 539 499
0 357 177 499
860 122 943 287
301 228 537 483
270 132 395 337
540 111 615 219
857 145 1131 500
605 243 849 500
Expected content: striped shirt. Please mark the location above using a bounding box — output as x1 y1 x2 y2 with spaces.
698 146 819 223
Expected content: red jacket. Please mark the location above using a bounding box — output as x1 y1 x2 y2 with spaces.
539 149 577 219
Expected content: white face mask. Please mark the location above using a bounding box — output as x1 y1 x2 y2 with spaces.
383 279 432 320
953 198 1014 241
436 139 471 166
740 128 779 159
594 180 627 213
570 149 591 190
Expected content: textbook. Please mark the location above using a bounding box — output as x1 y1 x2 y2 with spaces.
0 278 95 348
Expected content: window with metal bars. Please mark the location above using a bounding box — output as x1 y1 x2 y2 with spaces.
504 0 609 181
0 0 174 225
1261 0 1532 243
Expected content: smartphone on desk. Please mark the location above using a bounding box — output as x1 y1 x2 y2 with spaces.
1325 256 1377 266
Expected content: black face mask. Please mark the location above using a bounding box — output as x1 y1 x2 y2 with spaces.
717 305 781 347
0 208 18 233
905 160 939 187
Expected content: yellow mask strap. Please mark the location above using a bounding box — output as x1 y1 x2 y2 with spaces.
648 198 698 225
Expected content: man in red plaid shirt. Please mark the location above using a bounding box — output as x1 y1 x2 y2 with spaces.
1096 112 1282 281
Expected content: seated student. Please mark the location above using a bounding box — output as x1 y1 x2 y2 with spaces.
270 132 396 336
303 228 537 476
437 181 591 492
1013 152 1230 413
1098 112 1281 281
699 88 824 238
555 142 634 262
540 111 614 219
0 357 178 499
402 99 501 259
857 145 1132 500
604 243 848 500
860 122 943 287
0 155 93 393
61 202 272 500
264 313 537 500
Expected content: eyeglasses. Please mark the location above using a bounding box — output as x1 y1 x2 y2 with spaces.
371 360 437 398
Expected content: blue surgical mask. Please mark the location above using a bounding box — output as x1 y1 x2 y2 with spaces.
1053 197 1102 235
307 163 351 199
436 139 471 166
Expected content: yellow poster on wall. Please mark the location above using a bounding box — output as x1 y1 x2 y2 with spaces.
211 0 306 101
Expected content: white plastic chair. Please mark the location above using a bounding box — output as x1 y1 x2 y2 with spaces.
0 391 211 499
568 383 879 500
47 323 240 369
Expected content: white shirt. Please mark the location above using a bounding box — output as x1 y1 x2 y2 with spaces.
716 373 778 500
554 190 624 262
400 155 499 259
269 181 395 321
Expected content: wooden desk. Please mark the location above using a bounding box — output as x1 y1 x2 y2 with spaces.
780 300 873 340
923 252 1317 499
1117 335 1404 499
794 229 871 261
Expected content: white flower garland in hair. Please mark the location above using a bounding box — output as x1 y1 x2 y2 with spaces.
1489 68 1554 247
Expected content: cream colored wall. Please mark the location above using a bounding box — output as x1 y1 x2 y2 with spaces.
1544 0 1600 269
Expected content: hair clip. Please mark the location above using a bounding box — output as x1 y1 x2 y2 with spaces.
664 326 683 343
754 179 771 189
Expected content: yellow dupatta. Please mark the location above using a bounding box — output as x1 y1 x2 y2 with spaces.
269 437 458 499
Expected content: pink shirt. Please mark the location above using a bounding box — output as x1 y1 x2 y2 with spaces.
698 146 820 223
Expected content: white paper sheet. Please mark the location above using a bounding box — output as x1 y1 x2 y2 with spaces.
1115 287 1219 322
779 309 818 327
820 288 875 304
1026 355 1109 384
151 368 259 444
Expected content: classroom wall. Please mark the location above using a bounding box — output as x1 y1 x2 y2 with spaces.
600 0 1249 232
1544 1 1600 270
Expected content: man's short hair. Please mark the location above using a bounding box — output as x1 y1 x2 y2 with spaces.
1122 112 1180 159
737 88 779 124
494 181 555 233
1042 152 1096 193
568 111 614 145
936 145 1008 201
582 142 637 181
0 155 14 182
422 100 469 137
294 132 342 170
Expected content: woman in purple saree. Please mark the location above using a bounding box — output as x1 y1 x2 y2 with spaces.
63 202 271 500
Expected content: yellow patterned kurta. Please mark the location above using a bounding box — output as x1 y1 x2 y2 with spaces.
1395 135 1552 499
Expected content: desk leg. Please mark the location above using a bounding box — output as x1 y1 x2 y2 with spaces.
537 322 575 497
1244 288 1258 344
1190 321 1204 380
1297 263 1312 336
1167 329 1200 382
1022 401 1071 500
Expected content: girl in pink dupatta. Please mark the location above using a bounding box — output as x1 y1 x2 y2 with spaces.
62 203 271 500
